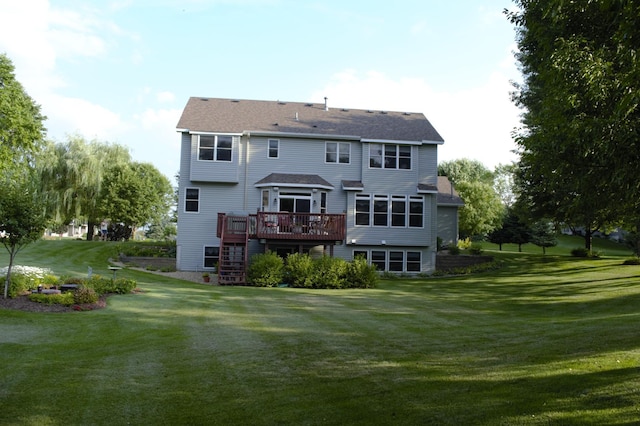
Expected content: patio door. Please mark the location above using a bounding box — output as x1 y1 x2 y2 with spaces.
277 192 311 213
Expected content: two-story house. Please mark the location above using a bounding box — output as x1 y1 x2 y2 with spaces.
176 97 449 284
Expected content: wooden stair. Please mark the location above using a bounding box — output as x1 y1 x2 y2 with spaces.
218 215 249 285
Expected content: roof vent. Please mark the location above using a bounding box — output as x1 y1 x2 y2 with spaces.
380 111 388 114
231 99 240 103
324 97 329 111
305 103 313 107
341 108 349 112
200 98 209 101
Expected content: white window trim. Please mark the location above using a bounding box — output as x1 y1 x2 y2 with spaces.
355 194 423 228
184 187 200 213
268 139 279 159
368 143 412 170
198 135 233 162
325 141 351 164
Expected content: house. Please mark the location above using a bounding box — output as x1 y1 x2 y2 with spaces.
175 97 457 283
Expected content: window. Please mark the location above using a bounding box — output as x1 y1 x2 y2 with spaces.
355 194 370 226
391 196 406 227
355 194 423 228
326 142 350 164
406 251 421 272
320 192 327 214
373 195 388 226
369 143 411 169
353 250 368 261
204 246 219 268
268 139 279 158
199 135 232 162
389 251 404 272
409 196 424 228
185 188 199 212
371 251 386 271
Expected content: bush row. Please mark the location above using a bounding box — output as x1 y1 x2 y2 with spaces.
247 252 378 289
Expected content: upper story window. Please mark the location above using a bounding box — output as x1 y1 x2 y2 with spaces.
268 139 279 158
185 187 200 213
199 135 232 162
369 143 411 170
326 142 350 164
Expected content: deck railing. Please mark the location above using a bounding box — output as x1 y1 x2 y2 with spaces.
217 212 345 241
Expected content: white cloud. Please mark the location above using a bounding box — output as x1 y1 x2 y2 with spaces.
310 68 520 169
43 94 126 141
157 91 176 103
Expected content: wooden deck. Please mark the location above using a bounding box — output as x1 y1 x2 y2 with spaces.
217 212 346 242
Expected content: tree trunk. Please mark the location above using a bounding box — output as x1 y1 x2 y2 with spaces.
3 251 16 299
584 227 593 251
87 221 96 241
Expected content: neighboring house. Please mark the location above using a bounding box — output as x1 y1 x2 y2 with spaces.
437 176 464 247
175 97 449 283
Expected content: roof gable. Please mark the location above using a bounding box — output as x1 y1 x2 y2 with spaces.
177 97 444 143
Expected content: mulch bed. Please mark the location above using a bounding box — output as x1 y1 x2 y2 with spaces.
0 294 109 313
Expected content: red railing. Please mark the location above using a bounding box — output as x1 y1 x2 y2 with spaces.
217 212 345 241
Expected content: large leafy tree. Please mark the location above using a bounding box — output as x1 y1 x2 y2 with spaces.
38 135 131 240
0 53 47 174
439 159 504 237
507 1 640 250
455 180 505 238
1 175 48 299
99 162 173 239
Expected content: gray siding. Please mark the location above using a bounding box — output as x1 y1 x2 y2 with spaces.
177 129 442 273
437 206 459 246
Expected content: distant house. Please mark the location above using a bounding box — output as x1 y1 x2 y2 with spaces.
175 97 460 283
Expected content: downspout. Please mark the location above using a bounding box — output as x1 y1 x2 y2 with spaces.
243 132 250 210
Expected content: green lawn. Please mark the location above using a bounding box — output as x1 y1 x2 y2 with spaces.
1 240 639 425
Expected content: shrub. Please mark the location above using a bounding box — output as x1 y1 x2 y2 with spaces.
311 256 348 289
29 292 74 306
457 238 472 250
247 251 284 287
570 247 600 258
468 243 484 255
345 255 378 288
283 252 314 288
81 276 136 295
1 266 53 298
448 244 461 255
622 257 640 265
74 286 99 304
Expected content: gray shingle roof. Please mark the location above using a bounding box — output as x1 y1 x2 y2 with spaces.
255 173 334 189
437 176 464 206
177 97 444 143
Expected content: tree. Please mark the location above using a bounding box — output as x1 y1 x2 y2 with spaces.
438 158 494 186
1 177 48 299
507 1 640 250
38 135 131 240
99 162 173 240
0 54 47 175
439 159 504 238
493 163 517 207
530 220 558 255
456 181 504 238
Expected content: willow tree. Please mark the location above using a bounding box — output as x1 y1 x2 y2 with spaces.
508 1 640 249
38 136 131 240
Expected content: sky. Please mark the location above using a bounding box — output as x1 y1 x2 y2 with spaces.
0 0 522 182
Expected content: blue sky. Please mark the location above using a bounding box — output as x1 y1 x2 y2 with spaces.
1 0 521 181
